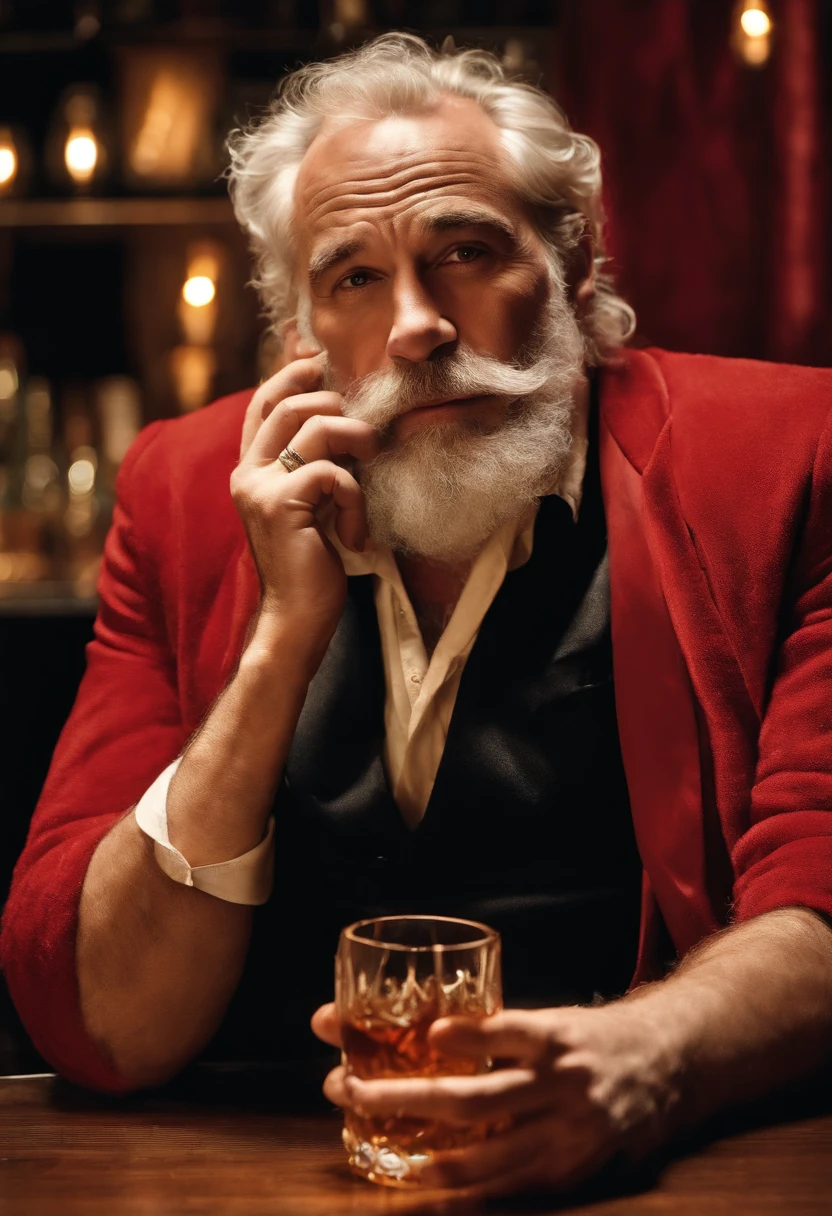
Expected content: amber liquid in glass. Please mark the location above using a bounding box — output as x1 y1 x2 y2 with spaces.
337 916 501 1186
341 1003 489 1185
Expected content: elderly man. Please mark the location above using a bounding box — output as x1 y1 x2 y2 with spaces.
3 33 832 1198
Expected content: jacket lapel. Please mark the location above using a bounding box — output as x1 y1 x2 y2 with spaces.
600 351 736 974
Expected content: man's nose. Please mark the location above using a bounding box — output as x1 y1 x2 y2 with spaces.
386 278 457 362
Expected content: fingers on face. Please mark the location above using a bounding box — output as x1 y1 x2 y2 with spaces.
344 1066 551 1126
327 464 369 552
278 462 367 552
240 355 327 459
288 414 382 467
273 391 343 424
244 393 344 467
262 354 327 412
310 1002 342 1048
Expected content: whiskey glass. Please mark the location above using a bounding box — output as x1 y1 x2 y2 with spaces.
336 914 502 1187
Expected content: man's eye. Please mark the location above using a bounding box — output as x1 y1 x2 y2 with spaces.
338 271 373 290
446 246 485 264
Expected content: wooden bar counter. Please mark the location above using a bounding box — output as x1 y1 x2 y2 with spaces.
1 1072 831 1215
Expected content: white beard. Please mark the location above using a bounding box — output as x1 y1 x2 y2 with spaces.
328 287 585 563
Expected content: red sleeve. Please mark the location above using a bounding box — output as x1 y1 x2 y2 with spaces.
733 406 832 922
0 421 187 1091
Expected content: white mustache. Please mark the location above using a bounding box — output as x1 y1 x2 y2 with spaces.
334 345 560 430
319 283 587 561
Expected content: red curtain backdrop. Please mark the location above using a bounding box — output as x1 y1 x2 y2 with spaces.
554 0 830 366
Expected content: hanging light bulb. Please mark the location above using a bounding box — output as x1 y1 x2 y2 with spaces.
178 242 222 347
0 128 17 190
182 275 216 308
173 243 224 409
741 7 771 37
49 86 107 189
734 0 773 67
65 129 99 182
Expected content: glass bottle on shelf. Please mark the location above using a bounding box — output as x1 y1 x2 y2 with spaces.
0 335 23 585
63 386 105 597
95 375 141 501
0 335 22 509
0 365 65 591
22 377 65 584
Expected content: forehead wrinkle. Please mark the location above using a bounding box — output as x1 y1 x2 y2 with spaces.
304 172 496 225
313 179 488 231
301 141 503 197
299 146 512 225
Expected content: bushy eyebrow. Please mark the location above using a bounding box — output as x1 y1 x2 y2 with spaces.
420 207 519 244
308 238 366 287
307 207 520 287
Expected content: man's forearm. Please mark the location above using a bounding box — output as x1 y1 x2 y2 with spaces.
630 907 832 1138
165 611 314 863
77 611 314 1089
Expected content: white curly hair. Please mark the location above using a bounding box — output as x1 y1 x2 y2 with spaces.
226 32 635 365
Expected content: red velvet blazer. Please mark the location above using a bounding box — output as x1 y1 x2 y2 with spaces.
3 348 832 1092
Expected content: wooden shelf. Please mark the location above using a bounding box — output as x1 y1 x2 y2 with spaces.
0 197 235 228
0 583 97 616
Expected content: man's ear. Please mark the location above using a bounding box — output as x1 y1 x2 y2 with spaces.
281 317 322 363
569 231 596 320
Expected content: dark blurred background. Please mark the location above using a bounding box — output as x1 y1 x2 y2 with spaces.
0 0 829 1072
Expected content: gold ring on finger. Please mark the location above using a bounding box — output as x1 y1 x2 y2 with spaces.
278 444 307 473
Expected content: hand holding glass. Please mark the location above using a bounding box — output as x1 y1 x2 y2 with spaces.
336 914 502 1187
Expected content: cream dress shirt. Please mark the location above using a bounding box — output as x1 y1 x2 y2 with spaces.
135 392 589 899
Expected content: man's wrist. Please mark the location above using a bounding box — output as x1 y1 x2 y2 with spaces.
620 909 832 1137
136 761 275 905
164 605 322 865
241 606 330 686
601 991 689 1156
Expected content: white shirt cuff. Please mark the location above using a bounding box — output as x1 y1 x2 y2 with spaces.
134 758 274 906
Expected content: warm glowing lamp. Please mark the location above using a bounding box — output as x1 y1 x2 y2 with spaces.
51 87 107 189
177 242 223 350
734 0 773 66
0 132 17 188
0 148 15 184
65 129 99 182
0 127 30 195
740 6 771 38
182 275 216 308
174 243 224 410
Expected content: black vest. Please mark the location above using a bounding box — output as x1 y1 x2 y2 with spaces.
206 414 642 1064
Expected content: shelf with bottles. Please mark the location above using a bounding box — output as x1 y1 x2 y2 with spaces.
0 335 141 607
0 1 553 209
